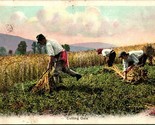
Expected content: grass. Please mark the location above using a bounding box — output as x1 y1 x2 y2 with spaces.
0 65 155 116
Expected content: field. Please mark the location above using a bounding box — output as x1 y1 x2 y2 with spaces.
0 44 155 116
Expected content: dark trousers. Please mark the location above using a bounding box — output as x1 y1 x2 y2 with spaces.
148 56 153 65
128 61 134 67
54 60 78 77
53 52 78 81
138 53 147 66
128 53 147 67
107 51 116 67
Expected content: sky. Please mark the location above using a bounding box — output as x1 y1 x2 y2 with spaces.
0 1 155 46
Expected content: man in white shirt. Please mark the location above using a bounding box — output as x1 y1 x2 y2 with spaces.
97 48 116 67
118 50 147 80
36 34 82 83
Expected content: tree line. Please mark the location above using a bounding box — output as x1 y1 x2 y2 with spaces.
0 41 70 56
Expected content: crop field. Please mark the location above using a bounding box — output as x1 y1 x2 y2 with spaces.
0 44 155 116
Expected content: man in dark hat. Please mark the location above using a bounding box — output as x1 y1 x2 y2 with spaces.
36 34 82 83
96 48 116 67
118 50 147 80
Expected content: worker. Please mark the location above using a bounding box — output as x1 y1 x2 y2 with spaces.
97 48 116 67
36 34 82 83
118 50 147 80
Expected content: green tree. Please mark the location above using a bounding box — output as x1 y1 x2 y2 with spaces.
36 43 42 54
15 49 21 55
0 47 7 56
32 42 37 54
15 41 27 55
62 44 70 51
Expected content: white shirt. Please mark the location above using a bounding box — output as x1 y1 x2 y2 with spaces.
128 50 144 59
102 49 113 57
123 50 144 72
46 39 64 56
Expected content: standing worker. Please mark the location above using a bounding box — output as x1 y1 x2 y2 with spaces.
36 34 82 83
97 48 116 67
118 50 147 80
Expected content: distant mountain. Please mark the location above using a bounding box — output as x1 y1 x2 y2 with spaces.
70 45 93 52
71 42 116 49
0 33 34 52
0 33 116 53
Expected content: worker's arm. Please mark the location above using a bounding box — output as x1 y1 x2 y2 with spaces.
124 54 139 73
123 60 129 80
47 56 55 70
126 65 134 73
123 71 127 80
123 64 135 80
46 42 55 70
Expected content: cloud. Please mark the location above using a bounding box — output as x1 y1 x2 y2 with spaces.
2 5 155 46
140 9 155 32
9 11 28 25
79 7 101 37
36 6 122 38
6 11 28 34
0 10 45 39
36 5 70 32
8 6 150 39
119 7 155 33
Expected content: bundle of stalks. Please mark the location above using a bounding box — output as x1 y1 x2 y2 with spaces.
104 65 133 82
31 68 55 93
103 65 148 83
128 66 148 82
103 65 124 79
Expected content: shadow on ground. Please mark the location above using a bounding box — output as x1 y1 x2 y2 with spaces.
55 84 103 94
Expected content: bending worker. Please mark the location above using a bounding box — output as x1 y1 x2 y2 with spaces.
36 34 82 83
118 50 147 80
97 48 116 67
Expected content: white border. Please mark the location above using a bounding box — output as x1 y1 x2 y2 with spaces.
1 0 155 6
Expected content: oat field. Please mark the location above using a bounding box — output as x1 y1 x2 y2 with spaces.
0 44 155 116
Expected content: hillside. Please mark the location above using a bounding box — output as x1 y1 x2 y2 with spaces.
0 33 116 52
71 42 116 49
70 45 93 51
0 33 34 52
0 33 154 53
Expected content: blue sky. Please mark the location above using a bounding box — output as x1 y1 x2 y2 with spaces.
66 6 152 20
0 6 43 22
